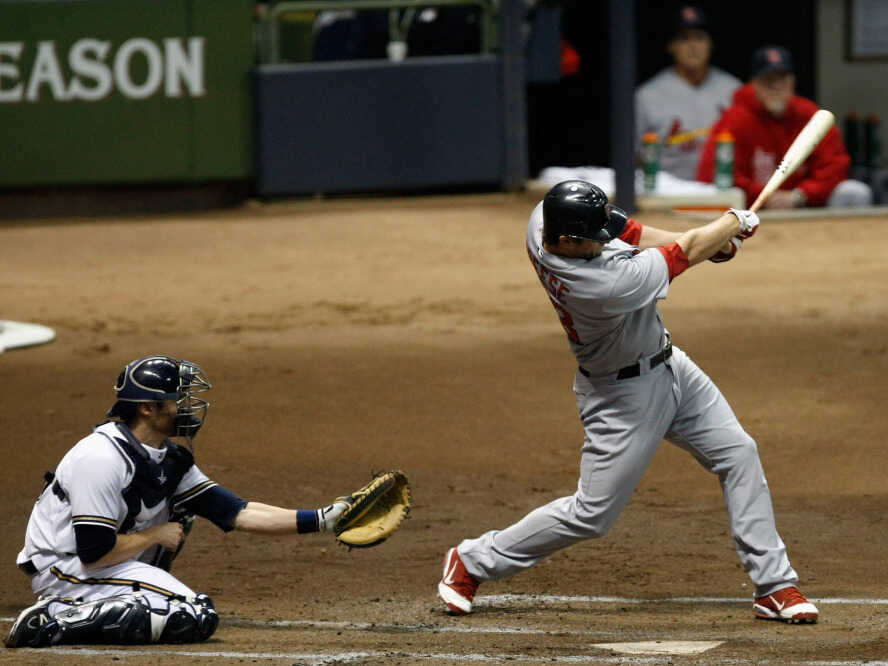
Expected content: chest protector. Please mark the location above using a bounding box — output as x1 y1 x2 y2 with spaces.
98 424 195 533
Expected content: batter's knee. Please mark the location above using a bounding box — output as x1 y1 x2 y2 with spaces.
716 431 765 478
569 494 617 539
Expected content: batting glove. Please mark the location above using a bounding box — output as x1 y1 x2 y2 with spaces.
727 208 760 239
317 500 351 532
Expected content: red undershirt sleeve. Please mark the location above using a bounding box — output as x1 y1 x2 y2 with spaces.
656 243 690 281
618 218 643 245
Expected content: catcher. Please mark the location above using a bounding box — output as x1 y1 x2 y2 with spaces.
5 355 411 648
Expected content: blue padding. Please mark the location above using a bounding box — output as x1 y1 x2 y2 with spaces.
254 56 503 195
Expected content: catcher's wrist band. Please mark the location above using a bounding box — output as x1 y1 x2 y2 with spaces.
296 509 319 533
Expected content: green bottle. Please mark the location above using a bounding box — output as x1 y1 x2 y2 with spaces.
641 132 659 192
715 131 734 189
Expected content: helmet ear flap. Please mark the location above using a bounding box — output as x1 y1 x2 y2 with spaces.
603 204 629 240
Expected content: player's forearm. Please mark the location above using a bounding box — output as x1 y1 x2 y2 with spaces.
81 529 164 571
233 501 300 534
675 213 741 266
636 225 682 250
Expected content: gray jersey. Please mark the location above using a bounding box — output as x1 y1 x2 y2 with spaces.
525 203 670 375
456 202 799 602
635 66 741 181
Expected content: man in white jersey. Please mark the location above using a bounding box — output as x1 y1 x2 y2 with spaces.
635 6 740 181
5 355 350 648
437 180 819 624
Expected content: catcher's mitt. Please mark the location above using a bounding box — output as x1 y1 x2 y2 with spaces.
334 470 412 548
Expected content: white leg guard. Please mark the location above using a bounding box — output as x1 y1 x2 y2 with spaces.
4 592 218 648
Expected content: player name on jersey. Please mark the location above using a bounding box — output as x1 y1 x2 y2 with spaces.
0 37 206 103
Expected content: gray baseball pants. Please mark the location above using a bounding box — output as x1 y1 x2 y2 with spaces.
458 346 797 598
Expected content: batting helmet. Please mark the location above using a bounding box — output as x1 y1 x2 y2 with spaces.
542 181 629 246
107 355 212 438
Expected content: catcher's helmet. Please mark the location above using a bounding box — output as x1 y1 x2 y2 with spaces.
542 180 629 245
107 355 212 438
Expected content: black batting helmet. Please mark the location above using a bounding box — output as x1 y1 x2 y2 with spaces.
107 355 212 438
542 181 628 246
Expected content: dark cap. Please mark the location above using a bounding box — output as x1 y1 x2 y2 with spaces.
671 6 709 39
750 46 794 78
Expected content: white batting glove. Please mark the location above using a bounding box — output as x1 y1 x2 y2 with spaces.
317 500 350 532
727 208 759 239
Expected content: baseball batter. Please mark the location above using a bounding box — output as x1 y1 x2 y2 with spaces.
438 181 819 624
5 355 350 648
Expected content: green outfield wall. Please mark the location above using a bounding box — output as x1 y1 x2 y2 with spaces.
0 0 253 186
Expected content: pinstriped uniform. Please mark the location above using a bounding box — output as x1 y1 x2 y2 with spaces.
16 421 218 608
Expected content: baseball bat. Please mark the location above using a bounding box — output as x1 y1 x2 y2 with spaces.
749 109 835 212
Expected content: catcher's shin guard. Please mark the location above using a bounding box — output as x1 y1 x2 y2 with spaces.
159 594 218 643
36 595 157 646
4 596 63 648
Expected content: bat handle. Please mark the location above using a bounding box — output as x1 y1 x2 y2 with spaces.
749 192 767 213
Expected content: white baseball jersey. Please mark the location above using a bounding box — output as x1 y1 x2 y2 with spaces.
17 421 215 574
635 66 741 181
525 202 670 375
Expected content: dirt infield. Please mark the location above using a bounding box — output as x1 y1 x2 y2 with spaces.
1 193 887 664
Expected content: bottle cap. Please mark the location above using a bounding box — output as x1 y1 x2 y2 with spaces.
642 131 659 143
716 131 734 142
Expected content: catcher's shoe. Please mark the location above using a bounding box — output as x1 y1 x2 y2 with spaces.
3 596 61 647
753 586 819 624
438 547 479 615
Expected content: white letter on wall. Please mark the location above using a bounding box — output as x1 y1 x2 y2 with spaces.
26 41 68 102
164 37 205 97
68 39 112 101
114 38 163 99
0 42 24 103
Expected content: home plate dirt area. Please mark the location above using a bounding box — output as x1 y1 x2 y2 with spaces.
1 194 886 663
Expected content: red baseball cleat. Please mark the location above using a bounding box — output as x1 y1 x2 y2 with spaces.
437 547 479 615
753 586 819 624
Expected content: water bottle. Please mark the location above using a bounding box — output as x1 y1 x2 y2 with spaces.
641 131 659 192
714 131 734 189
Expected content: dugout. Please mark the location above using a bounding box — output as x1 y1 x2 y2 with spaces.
252 0 527 197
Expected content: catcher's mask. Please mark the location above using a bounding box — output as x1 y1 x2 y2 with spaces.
106 355 212 438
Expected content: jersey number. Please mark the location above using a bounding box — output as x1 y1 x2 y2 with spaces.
549 297 580 343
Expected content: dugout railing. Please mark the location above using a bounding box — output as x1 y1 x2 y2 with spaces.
259 0 499 64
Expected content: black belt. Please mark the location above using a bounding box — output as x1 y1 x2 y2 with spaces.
580 343 672 380
18 560 38 576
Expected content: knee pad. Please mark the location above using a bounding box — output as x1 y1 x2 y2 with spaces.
159 594 218 643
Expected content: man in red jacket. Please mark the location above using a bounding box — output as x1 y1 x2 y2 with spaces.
697 46 872 208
